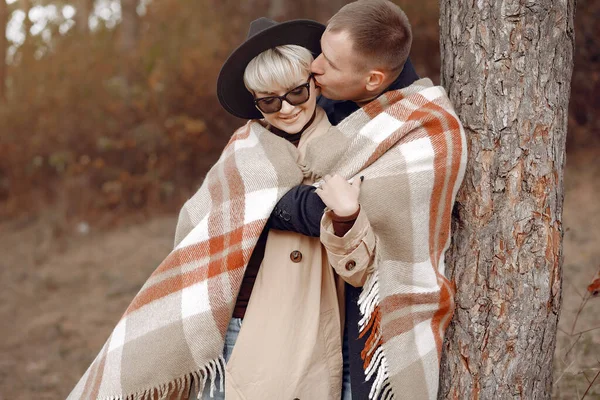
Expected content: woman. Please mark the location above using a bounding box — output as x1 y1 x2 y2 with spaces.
194 18 377 399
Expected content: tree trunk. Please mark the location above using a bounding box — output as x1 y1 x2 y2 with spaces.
267 0 287 20
20 0 33 63
76 0 94 35
0 0 8 102
20 0 31 39
438 0 575 398
118 0 139 82
119 0 139 55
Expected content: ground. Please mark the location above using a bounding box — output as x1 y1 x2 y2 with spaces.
553 148 600 399
0 216 176 399
0 149 598 399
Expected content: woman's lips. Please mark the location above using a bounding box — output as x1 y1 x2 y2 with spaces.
280 111 301 123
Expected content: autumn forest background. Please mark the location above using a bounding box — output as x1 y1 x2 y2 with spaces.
0 0 598 398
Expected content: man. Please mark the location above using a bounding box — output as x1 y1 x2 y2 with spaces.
266 1 424 398
313 0 416 120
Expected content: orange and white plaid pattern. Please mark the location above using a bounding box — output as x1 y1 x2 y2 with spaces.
68 78 467 400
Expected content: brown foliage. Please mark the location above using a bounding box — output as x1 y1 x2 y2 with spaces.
0 0 595 227
0 0 444 226
0 0 248 224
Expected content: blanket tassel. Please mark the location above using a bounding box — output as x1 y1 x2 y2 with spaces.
102 355 226 400
358 270 394 400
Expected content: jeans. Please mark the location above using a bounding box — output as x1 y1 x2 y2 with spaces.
190 317 242 400
341 326 352 400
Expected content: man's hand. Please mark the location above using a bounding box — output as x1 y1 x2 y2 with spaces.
315 174 362 217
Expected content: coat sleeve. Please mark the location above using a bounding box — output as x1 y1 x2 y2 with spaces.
267 184 326 237
320 206 375 287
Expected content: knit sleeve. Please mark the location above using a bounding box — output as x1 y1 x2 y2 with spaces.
330 207 360 237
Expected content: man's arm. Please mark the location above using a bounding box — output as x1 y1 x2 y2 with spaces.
268 185 325 237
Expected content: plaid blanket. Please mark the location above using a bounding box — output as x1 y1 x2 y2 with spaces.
68 78 467 400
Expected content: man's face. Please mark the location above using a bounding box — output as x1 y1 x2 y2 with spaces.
311 29 370 102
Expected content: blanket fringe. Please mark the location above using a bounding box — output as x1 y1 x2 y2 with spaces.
358 269 394 400
101 355 226 400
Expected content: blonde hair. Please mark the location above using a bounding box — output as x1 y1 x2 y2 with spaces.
244 45 314 94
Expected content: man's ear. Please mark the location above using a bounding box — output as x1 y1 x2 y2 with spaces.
365 70 386 93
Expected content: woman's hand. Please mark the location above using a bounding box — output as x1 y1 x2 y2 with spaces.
315 174 362 217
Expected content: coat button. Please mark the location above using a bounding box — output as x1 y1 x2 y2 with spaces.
290 250 302 263
345 260 356 271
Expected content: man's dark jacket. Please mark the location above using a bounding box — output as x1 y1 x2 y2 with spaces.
267 58 419 399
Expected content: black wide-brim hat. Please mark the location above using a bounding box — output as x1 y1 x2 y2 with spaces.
217 18 325 119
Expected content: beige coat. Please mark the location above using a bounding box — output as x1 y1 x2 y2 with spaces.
224 108 376 400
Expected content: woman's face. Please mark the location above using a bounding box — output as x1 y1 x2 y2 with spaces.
253 74 319 134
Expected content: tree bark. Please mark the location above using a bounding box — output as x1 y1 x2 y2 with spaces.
438 0 575 398
0 0 8 102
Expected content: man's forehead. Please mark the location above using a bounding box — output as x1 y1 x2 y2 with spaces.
322 30 353 56
321 29 360 67
323 29 353 47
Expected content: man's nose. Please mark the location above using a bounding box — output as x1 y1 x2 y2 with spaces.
279 100 295 114
311 54 324 75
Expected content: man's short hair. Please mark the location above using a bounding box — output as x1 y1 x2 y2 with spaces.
243 45 314 94
327 0 412 72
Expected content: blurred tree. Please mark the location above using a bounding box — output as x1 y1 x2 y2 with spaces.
119 0 138 80
0 0 7 102
76 0 94 35
567 0 600 149
120 0 138 53
438 0 575 398
20 0 32 42
267 0 286 20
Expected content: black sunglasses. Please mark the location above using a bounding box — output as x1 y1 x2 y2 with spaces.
253 74 314 114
